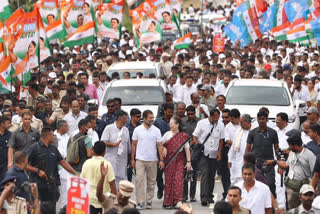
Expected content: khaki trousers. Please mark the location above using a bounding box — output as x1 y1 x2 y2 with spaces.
286 186 300 210
135 160 158 204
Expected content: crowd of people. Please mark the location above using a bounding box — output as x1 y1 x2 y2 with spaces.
1 2 320 214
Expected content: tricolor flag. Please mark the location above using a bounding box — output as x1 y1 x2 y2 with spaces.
64 21 95 47
271 22 290 41
45 19 68 40
173 32 191 49
0 57 14 93
286 25 310 45
0 0 11 20
212 17 227 25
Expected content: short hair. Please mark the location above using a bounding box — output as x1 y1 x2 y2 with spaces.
22 111 32 118
88 106 98 113
29 83 39 90
242 163 256 173
222 108 231 114
209 108 220 116
113 97 122 105
93 141 106 155
216 95 226 100
257 110 268 118
163 103 174 111
85 115 96 122
186 105 196 112
14 151 27 164
78 119 89 129
41 127 53 138
229 109 240 118
143 110 153 119
116 110 128 120
0 116 10 124
213 201 233 214
241 114 251 123
244 152 256 165
294 74 303 82
277 112 288 122
310 124 320 136
79 72 89 79
227 186 242 196
106 99 114 105
56 120 67 130
130 108 141 117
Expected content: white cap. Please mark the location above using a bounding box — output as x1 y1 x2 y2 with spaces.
120 40 127 47
126 50 133 55
219 53 225 59
162 52 171 57
206 50 213 56
300 184 315 194
129 39 134 47
48 72 57 79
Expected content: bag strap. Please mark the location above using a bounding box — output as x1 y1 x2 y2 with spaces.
165 137 191 170
202 124 215 146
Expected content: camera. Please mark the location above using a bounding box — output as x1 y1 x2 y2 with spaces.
275 148 288 162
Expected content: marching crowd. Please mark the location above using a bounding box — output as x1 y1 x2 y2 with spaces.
1 2 320 214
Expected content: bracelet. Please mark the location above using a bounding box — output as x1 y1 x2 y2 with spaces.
187 161 191 163
273 160 277 165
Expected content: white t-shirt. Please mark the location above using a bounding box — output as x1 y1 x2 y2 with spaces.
292 85 311 116
132 124 162 161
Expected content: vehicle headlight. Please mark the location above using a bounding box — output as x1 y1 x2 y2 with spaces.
288 114 296 123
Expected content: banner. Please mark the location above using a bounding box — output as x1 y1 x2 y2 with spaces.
3 9 25 44
96 1 124 39
38 0 59 28
61 0 86 36
67 177 89 214
169 0 182 25
149 0 178 31
213 32 225 53
64 21 95 47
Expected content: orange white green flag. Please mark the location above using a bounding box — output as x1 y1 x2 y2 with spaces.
0 57 14 93
174 32 191 49
64 21 95 47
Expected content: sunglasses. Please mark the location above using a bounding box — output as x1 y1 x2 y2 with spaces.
107 105 114 108
135 115 141 118
222 116 229 119
187 113 195 115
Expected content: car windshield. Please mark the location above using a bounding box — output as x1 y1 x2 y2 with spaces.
189 25 200 33
108 69 157 78
103 86 165 105
226 86 290 106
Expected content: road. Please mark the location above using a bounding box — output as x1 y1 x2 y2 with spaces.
131 179 224 214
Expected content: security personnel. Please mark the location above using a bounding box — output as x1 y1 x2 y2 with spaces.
97 177 136 213
0 176 28 214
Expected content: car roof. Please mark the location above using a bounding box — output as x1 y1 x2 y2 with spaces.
109 79 165 87
109 61 159 70
230 79 285 87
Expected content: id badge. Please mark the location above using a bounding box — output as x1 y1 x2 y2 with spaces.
288 170 294 179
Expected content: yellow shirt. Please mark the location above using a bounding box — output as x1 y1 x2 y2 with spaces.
80 156 115 208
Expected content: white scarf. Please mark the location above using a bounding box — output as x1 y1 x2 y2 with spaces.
234 128 244 152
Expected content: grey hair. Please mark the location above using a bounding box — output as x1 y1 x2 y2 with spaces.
176 102 186 107
241 114 252 123
56 120 67 129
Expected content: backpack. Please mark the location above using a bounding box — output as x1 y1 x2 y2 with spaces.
66 136 86 165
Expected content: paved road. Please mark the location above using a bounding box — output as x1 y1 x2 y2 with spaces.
131 179 224 214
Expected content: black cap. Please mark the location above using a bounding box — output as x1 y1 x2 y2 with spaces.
286 129 301 138
0 176 16 186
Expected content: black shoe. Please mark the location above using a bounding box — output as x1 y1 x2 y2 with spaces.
207 199 215 204
201 201 208 206
157 190 163 199
163 205 173 209
190 197 197 202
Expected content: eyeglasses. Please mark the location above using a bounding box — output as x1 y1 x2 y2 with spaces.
187 113 195 115
107 105 114 108
222 116 229 119
135 115 141 118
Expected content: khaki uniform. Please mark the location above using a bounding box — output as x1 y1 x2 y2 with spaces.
52 96 62 111
101 193 136 213
27 94 46 110
49 108 68 124
9 117 43 133
6 196 27 214
235 207 251 214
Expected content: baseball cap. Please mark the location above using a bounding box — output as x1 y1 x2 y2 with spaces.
96 60 103 65
0 176 16 186
286 129 301 138
300 184 315 194
200 84 211 91
162 52 170 58
3 100 12 107
48 72 57 79
165 89 173 95
118 180 135 197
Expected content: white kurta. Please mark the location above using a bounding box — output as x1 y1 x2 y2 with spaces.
228 127 249 185
101 122 131 188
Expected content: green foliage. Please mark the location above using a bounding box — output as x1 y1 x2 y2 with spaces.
10 0 37 13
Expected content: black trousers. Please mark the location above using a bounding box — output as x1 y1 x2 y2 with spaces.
90 205 103 214
200 154 217 202
217 144 230 198
38 183 59 211
183 159 199 200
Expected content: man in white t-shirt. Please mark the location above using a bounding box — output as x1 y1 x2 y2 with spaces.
131 110 165 210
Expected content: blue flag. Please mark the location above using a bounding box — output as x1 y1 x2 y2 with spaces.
310 17 320 45
260 1 278 33
284 0 309 23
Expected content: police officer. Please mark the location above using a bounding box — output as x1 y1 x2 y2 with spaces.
97 163 136 213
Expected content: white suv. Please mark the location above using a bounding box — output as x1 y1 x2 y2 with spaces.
99 79 168 118
225 79 304 129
